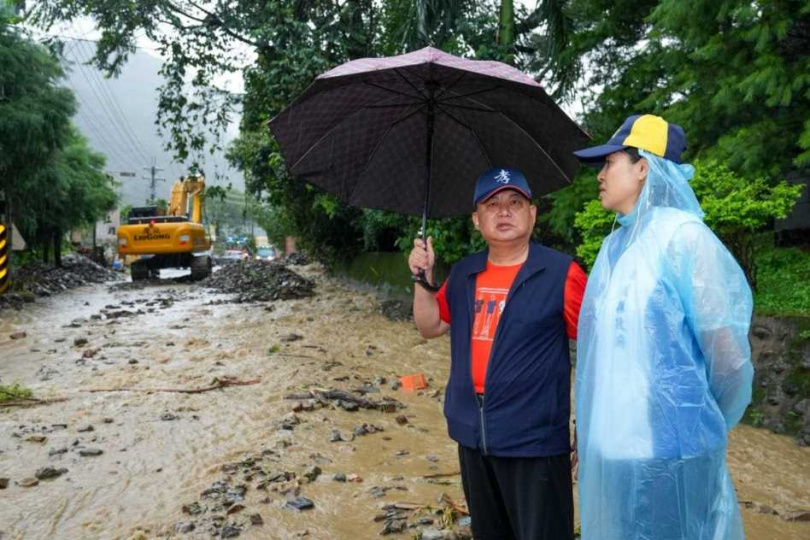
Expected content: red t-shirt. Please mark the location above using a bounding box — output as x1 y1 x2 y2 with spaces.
436 261 587 393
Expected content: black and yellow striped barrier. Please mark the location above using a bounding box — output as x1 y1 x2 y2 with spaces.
0 223 9 294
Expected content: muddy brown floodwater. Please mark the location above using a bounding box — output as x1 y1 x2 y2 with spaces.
0 264 808 539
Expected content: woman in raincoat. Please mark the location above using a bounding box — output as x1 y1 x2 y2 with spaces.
572 115 754 539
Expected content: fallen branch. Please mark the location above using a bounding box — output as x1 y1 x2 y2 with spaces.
440 493 469 516
0 397 68 408
386 502 426 511
423 471 460 479
85 376 261 394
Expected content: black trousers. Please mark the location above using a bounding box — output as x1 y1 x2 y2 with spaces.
458 445 574 540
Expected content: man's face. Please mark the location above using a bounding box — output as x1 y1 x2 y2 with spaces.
472 189 537 245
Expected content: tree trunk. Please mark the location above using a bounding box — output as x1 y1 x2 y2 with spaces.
499 0 516 64
53 229 62 268
41 226 50 264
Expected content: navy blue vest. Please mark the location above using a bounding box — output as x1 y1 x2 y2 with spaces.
443 241 573 457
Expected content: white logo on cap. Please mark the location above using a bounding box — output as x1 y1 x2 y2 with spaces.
495 169 511 184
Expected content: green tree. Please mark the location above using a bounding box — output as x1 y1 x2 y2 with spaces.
551 0 810 179
542 0 809 253
0 2 75 249
25 0 609 265
15 128 118 265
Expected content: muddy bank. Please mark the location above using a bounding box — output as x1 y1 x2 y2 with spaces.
0 263 808 539
0 253 122 311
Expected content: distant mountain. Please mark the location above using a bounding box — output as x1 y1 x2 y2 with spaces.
61 40 245 206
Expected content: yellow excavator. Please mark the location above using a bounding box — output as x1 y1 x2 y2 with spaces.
117 175 212 281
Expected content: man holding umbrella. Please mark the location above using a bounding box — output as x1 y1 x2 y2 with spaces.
269 46 589 538
409 167 586 540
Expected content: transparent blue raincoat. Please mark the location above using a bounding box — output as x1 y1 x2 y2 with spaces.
576 151 754 540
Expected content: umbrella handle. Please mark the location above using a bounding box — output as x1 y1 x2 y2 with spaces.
412 270 441 293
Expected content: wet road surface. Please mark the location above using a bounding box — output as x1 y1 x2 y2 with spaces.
0 264 808 539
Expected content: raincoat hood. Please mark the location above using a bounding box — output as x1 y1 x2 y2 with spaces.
617 149 703 225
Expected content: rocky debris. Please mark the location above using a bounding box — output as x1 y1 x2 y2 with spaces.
37 366 60 381
108 275 192 292
73 337 88 347
329 429 353 443
396 415 409 425
380 299 412 321
9 331 27 340
35 467 68 480
285 497 314 511
354 424 385 437
0 253 121 311
284 252 311 266
178 449 320 535
79 448 103 457
0 478 9 489
18 477 40 488
370 496 473 539
783 509 810 522
275 413 301 431
285 388 406 413
200 259 315 303
175 521 196 533
219 523 242 538
380 518 407 535
302 466 321 483
182 502 205 516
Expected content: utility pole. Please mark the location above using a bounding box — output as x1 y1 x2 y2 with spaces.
142 159 166 204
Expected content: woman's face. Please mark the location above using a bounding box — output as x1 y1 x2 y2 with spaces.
597 151 647 215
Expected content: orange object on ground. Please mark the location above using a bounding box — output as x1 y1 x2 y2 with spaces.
399 373 428 391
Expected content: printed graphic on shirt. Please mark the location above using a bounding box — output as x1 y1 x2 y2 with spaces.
472 286 509 342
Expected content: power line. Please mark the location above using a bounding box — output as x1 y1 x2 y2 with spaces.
70 39 153 164
63 41 143 170
70 36 154 163
28 27 162 52
61 43 141 172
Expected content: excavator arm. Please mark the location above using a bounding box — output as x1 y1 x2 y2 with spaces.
168 176 206 223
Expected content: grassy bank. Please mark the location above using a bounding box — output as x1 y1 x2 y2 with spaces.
754 246 810 316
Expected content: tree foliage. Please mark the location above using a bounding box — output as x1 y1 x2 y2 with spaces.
557 0 810 178
26 1 809 274
0 3 75 195
1 4 117 264
543 0 809 254
27 1 581 265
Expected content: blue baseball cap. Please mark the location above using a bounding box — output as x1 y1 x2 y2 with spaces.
573 114 687 167
473 167 532 206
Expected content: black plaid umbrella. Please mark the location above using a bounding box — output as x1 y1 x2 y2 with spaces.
268 47 589 287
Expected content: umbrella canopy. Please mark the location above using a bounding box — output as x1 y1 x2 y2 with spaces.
269 47 589 219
